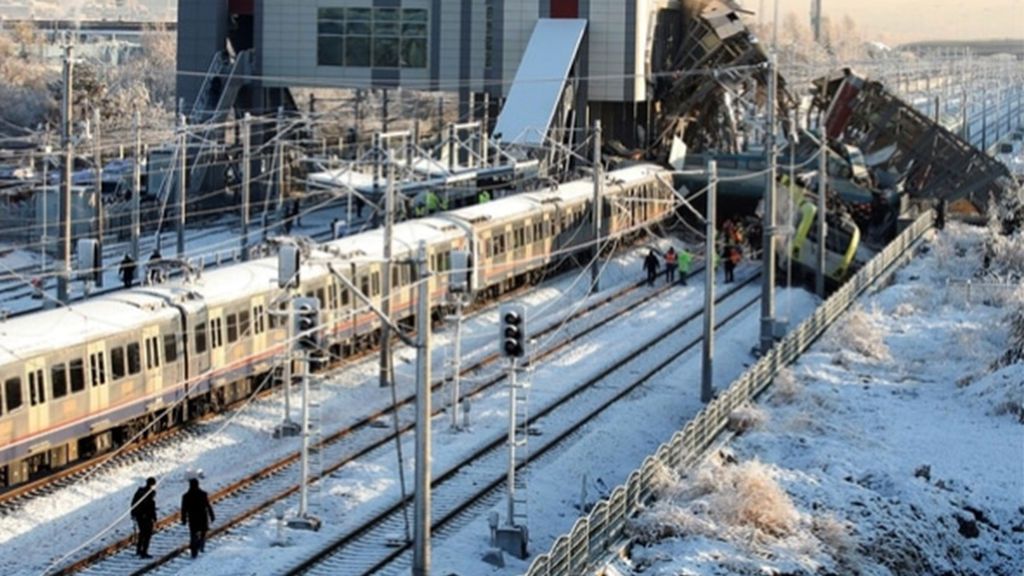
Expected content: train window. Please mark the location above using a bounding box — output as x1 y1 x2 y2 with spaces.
29 370 44 406
148 337 161 368
226 314 238 344
195 323 208 353
69 359 85 393
211 318 223 349
371 272 380 296
127 343 142 375
52 364 68 399
239 310 251 338
252 306 261 334
164 334 179 363
89 353 106 387
360 276 369 298
341 288 350 306
391 267 399 288
4 377 22 412
111 346 126 380
316 289 326 308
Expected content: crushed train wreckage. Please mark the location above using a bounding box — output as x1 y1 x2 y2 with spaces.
633 0 1021 287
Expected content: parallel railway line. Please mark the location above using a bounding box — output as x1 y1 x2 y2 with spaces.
47 260 722 575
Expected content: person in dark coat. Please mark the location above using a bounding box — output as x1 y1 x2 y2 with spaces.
643 250 660 287
181 478 215 558
723 245 739 283
131 477 157 558
147 249 162 284
119 254 136 289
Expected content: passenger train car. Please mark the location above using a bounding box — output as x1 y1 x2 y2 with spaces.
0 164 675 488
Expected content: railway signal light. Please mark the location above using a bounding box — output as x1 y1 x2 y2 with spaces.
499 304 527 359
293 297 320 351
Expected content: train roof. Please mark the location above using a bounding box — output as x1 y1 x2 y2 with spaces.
444 195 538 226
320 217 464 263
0 292 177 367
171 256 282 308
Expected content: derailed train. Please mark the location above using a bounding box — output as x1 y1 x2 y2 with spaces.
0 164 676 488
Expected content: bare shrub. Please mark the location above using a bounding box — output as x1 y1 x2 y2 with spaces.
825 304 890 361
728 403 768 433
771 368 803 405
812 514 857 562
710 460 800 537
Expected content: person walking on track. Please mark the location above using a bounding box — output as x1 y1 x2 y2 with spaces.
181 478 215 559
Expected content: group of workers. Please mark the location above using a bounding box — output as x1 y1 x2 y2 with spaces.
642 218 747 287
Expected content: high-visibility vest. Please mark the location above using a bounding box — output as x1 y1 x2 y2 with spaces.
425 192 439 213
678 251 692 273
478 190 491 204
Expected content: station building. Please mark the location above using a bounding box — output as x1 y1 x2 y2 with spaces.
177 0 660 147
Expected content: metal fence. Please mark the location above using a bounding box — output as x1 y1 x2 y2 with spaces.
945 279 1022 307
523 211 936 576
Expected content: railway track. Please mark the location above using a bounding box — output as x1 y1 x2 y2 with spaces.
46 261 719 575
289 279 762 575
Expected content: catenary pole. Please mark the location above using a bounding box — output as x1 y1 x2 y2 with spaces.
412 241 432 576
380 154 395 389
817 91 828 299
58 43 74 304
760 52 778 354
591 120 603 291
702 160 717 403
131 111 141 266
241 112 251 261
177 115 187 258
93 107 104 287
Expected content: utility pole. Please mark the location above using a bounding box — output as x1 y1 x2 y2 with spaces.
41 133 51 274
449 295 464 430
177 115 187 258
412 241 432 576
817 94 828 299
702 160 717 403
379 154 395 389
131 111 141 266
272 107 285 241
58 44 74 304
591 120 603 291
93 108 104 287
241 112 252 261
760 53 778 354
811 0 822 44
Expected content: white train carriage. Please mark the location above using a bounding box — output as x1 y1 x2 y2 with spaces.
0 294 180 486
0 163 679 489
599 164 677 238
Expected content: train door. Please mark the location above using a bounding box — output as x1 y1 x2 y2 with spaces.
160 321 183 398
141 324 163 399
249 295 270 372
207 307 226 378
85 340 110 417
23 356 49 444
185 305 211 393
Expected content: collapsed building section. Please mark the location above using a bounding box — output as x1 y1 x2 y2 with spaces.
646 0 793 158
815 69 1021 217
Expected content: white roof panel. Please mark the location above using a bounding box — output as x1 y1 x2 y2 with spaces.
493 19 588 147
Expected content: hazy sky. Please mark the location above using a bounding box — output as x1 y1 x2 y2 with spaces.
757 0 1024 43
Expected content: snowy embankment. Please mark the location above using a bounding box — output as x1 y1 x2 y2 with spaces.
614 222 1024 576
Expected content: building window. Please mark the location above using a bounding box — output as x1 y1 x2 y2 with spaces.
317 7 428 69
485 0 494 69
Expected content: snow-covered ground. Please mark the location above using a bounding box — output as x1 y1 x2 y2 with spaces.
613 222 1024 576
0 234 714 575
5 220 1020 576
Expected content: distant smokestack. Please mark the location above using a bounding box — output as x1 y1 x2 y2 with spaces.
811 0 822 43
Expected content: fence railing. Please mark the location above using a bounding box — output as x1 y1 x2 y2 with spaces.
945 278 1021 306
523 211 936 576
